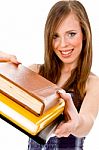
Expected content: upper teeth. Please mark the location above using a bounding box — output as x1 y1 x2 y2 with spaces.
61 50 72 55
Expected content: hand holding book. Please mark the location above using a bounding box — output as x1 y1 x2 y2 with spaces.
0 51 21 64
0 62 62 116
0 62 65 144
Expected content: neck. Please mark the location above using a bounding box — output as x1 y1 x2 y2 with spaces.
61 63 77 74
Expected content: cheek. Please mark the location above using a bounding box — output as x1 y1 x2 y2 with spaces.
74 36 83 51
52 40 59 50
75 39 82 48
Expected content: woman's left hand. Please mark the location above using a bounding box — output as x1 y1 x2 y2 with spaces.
0 51 21 64
55 90 80 137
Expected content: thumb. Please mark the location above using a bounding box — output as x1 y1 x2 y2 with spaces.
57 89 72 103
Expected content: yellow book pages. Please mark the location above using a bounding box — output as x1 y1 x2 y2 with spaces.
0 93 65 135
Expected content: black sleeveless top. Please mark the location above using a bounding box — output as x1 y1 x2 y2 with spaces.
28 91 85 150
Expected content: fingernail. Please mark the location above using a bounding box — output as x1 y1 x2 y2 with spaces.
57 89 66 94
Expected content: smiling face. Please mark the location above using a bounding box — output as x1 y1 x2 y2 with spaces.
52 13 83 68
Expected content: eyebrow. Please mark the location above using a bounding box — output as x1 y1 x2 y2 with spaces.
66 30 78 33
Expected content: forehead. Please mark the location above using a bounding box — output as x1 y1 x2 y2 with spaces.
56 13 81 33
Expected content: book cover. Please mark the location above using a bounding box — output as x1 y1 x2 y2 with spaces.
0 62 61 116
0 93 65 137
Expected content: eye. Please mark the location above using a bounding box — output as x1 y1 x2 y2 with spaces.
68 32 76 37
53 33 59 39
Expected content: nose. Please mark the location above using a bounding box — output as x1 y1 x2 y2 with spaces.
60 37 68 47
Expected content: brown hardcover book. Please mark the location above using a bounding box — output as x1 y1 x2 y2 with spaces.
0 62 61 116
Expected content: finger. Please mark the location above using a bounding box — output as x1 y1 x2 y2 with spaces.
56 121 65 129
57 90 73 112
0 54 21 65
0 57 10 62
58 90 78 113
57 89 73 108
10 57 21 65
55 122 72 137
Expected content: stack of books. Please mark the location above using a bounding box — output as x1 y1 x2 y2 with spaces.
0 62 65 144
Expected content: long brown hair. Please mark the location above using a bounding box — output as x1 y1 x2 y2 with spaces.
39 1 92 108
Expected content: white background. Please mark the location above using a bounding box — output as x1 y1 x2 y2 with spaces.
0 0 99 150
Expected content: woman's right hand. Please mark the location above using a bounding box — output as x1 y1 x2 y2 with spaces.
0 51 21 65
55 89 79 137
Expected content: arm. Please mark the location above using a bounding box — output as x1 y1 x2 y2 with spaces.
0 51 20 64
75 74 99 137
55 74 99 138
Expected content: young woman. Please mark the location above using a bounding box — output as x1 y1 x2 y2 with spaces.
0 1 99 149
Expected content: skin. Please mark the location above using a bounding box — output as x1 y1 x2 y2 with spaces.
0 51 20 65
52 13 99 138
52 13 83 86
0 13 99 138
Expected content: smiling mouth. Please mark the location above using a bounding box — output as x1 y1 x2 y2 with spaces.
60 49 73 57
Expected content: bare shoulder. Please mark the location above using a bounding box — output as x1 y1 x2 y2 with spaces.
28 64 41 73
86 72 99 91
80 73 99 120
